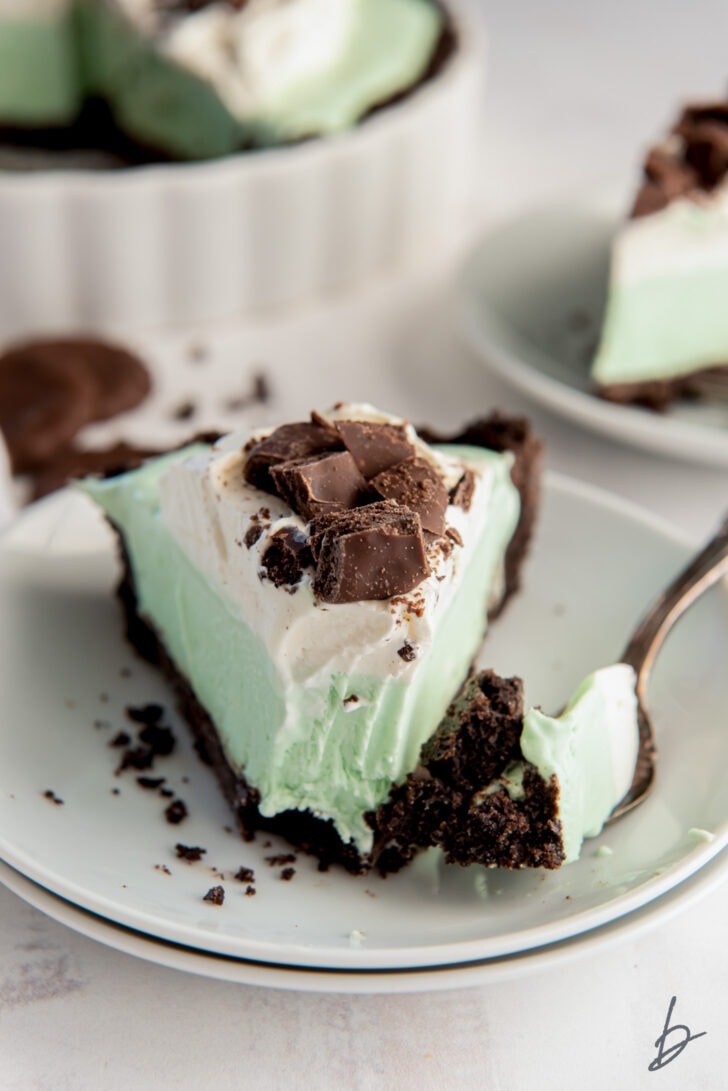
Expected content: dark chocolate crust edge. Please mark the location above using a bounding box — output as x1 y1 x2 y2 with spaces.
112 414 543 874
595 365 728 413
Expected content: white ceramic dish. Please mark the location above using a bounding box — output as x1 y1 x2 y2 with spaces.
0 3 482 335
0 476 726 972
456 191 728 467
1 850 725 994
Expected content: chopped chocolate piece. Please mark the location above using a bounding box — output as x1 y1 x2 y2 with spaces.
370 456 448 535
266 853 296 866
269 450 367 521
311 503 429 603
245 885 256 896
397 642 418 662
450 469 475 511
165 799 188 825
280 867 296 881
203 885 225 905
334 420 414 479
244 421 343 492
176 843 207 862
445 527 464 547
260 527 312 589
136 776 166 790
160 788 175 798
234 866 255 883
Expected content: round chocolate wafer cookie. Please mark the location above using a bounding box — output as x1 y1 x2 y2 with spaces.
55 338 152 422
0 346 97 473
0 337 152 475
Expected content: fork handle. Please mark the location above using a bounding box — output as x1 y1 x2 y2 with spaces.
621 514 728 694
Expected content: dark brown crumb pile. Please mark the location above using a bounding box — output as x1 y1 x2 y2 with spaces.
203 885 225 906
369 670 565 874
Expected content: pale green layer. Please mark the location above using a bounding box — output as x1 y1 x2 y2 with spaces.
593 266 728 385
82 443 520 853
0 18 82 125
521 666 637 862
80 0 443 159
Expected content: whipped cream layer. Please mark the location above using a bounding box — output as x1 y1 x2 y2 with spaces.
593 186 728 386
521 664 639 861
86 0 445 158
0 0 81 125
83 406 520 853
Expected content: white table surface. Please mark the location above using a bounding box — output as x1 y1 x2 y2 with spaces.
2 2 728 1087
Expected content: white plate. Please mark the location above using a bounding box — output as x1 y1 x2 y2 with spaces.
456 191 728 467
0 478 727 972
1 850 726 994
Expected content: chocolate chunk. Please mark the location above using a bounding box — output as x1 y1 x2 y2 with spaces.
335 420 414 479
138 722 176 757
244 421 342 492
270 449 367 521
398 642 418 662
312 503 429 603
234 866 255 883
260 527 312 589
370 456 448 535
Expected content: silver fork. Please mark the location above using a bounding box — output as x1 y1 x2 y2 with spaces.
608 513 728 824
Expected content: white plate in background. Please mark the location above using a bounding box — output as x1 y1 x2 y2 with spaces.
457 191 728 466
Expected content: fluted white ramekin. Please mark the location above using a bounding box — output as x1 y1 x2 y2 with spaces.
0 2 483 334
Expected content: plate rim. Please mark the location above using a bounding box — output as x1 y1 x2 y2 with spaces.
455 190 728 468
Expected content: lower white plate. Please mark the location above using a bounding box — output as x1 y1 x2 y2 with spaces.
0 477 726 972
1 851 725 994
456 190 728 467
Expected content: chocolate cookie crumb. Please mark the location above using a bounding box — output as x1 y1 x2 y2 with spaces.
43 789 64 806
109 731 131 748
203 885 225 905
165 799 188 825
245 885 256 896
126 703 164 726
280 867 295 881
154 864 172 875
234 866 255 883
136 776 166 790
139 723 175 757
266 853 296 866
175 843 207 862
